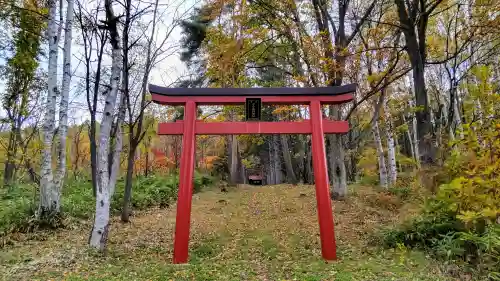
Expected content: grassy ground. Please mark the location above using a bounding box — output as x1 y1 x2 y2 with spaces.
1 185 453 281
0 174 212 236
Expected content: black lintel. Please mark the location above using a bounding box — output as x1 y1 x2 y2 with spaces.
148 84 357 97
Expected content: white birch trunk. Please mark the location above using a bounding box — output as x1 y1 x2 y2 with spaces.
372 120 388 189
409 99 420 168
89 0 122 250
54 0 75 199
39 0 61 214
384 102 397 185
109 93 126 197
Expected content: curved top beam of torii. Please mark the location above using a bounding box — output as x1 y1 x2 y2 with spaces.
149 84 357 96
148 84 356 105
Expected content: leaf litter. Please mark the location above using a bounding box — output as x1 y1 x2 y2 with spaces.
1 185 451 281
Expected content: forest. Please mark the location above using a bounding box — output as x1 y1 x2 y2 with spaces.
0 0 499 279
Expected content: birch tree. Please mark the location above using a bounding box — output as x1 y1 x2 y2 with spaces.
89 0 122 250
408 95 420 168
75 0 108 196
39 0 74 216
39 0 61 215
384 98 397 185
372 115 388 188
54 0 75 197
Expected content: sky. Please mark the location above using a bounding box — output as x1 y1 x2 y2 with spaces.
147 0 198 86
66 0 199 124
0 0 199 127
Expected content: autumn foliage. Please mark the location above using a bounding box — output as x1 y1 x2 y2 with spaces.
383 68 500 277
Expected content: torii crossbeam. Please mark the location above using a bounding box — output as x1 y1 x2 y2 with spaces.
149 84 356 264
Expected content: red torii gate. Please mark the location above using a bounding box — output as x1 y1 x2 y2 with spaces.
149 84 355 264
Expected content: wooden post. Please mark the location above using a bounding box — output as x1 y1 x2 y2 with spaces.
309 100 337 260
173 100 196 264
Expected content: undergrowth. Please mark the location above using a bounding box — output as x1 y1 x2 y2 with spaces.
0 173 213 238
381 200 499 279
381 71 500 279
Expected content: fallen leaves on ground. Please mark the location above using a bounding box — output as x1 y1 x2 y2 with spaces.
1 185 450 281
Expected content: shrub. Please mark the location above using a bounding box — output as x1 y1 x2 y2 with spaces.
382 209 458 249
193 172 214 193
357 147 378 183
0 172 214 238
383 68 500 277
0 184 35 235
382 205 499 275
388 186 412 200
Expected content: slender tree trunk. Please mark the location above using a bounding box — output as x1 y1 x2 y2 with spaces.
395 0 436 165
280 134 297 184
372 120 388 189
72 125 84 176
453 90 464 139
330 134 347 199
89 0 122 250
297 134 306 183
346 126 357 182
4 127 18 185
303 136 313 183
145 140 150 177
327 135 335 183
266 137 274 185
385 121 397 185
87 31 106 197
266 152 271 184
305 138 313 184
239 154 246 184
394 135 403 172
402 113 415 161
6 113 25 183
119 0 132 210
384 100 397 185
109 94 125 197
39 0 61 215
272 134 282 184
122 0 161 222
54 0 74 196
350 150 357 182
89 120 97 195
230 135 239 184
329 106 347 199
121 145 136 222
409 99 421 168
